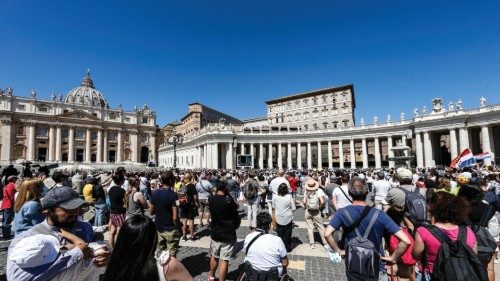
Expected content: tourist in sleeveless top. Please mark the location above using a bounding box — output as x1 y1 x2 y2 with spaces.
125 177 149 219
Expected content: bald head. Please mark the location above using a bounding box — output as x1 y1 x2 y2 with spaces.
277 169 285 177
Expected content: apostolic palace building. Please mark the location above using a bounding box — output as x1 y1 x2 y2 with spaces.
159 85 500 170
1 74 499 170
0 72 158 167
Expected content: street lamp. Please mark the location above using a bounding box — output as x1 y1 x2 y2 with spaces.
168 133 183 168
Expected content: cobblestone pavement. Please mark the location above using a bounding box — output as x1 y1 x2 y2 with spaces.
174 201 348 280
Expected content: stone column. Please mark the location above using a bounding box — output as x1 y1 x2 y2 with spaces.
250 144 255 168
55 126 62 162
362 138 368 168
48 126 55 162
0 120 12 162
449 128 458 160
317 141 322 169
415 132 424 167
116 131 123 163
277 143 283 169
307 142 312 169
149 134 156 163
423 131 433 167
68 127 75 163
103 131 108 163
85 128 91 163
197 146 202 168
240 143 245 155
327 141 333 169
212 143 218 169
97 130 103 163
481 126 492 165
287 143 292 169
374 137 381 168
27 124 36 161
130 132 137 163
339 140 344 169
268 143 273 169
227 143 234 169
459 127 469 152
350 139 356 169
203 144 208 168
259 143 264 169
297 143 302 169
387 136 394 168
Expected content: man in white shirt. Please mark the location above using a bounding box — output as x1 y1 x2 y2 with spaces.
332 171 352 211
243 212 288 278
269 169 290 195
373 171 391 210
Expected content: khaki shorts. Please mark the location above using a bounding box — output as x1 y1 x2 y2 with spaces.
199 199 210 213
210 239 235 261
157 229 181 257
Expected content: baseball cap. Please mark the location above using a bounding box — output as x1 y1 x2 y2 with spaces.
41 186 86 209
9 234 60 268
397 168 413 180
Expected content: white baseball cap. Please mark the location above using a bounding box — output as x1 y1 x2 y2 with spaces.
9 234 60 268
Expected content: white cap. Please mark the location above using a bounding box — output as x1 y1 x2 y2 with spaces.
397 168 413 180
9 234 60 268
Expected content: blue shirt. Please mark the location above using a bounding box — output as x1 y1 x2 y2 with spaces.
330 205 400 275
7 219 95 281
151 187 178 232
13 200 44 235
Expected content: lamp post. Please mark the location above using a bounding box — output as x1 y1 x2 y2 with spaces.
168 133 183 169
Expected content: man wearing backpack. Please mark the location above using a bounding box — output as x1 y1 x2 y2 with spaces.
304 179 330 250
386 168 427 224
458 184 497 281
325 177 411 281
243 172 260 230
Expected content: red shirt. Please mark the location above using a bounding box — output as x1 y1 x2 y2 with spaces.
1 182 16 209
287 176 299 192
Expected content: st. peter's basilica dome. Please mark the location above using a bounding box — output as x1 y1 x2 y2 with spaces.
64 71 109 108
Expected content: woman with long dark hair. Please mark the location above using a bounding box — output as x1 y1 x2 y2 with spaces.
105 214 193 281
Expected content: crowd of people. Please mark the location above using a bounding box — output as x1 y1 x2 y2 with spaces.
0 161 499 281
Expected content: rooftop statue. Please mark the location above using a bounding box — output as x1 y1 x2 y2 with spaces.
413 108 419 117
448 100 454 111
400 112 405 121
456 98 463 110
480 96 487 107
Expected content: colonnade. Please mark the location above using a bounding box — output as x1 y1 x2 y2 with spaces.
161 123 497 169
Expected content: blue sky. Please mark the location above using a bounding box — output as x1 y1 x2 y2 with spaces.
1 1 499 126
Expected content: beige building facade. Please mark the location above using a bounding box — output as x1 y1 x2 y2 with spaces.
0 72 158 166
265 84 355 131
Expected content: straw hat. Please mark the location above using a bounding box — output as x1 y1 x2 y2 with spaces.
305 179 319 191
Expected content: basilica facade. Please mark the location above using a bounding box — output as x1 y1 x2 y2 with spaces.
0 72 158 166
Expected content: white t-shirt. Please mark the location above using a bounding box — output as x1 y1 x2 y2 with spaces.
373 179 391 202
333 185 352 209
269 177 290 195
243 232 287 276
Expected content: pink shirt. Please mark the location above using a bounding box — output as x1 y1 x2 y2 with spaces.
416 226 476 273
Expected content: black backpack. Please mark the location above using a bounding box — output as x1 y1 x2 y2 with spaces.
423 225 487 281
466 204 497 264
399 186 427 224
343 207 381 281
244 180 258 200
